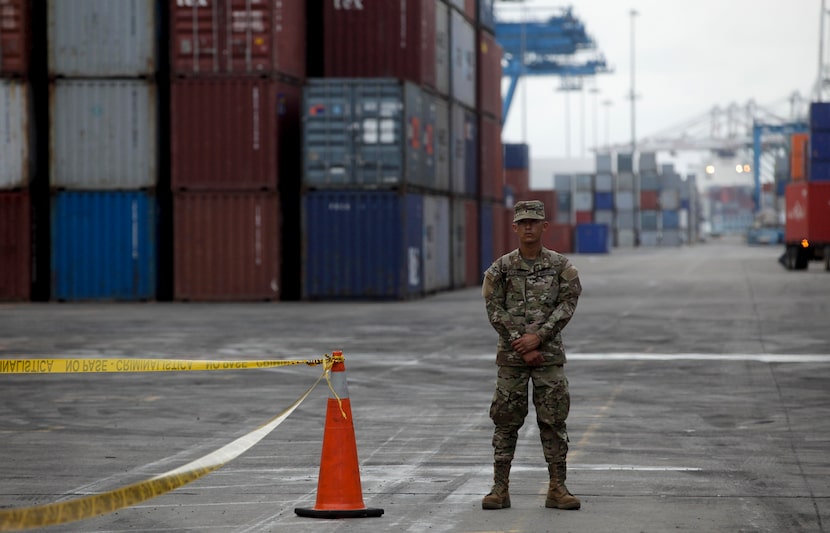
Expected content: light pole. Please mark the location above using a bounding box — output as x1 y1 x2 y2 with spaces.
590 86 600 152
602 99 614 149
629 9 639 154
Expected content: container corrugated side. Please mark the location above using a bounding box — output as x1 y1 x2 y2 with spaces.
303 79 430 189
450 10 476 109
51 191 157 301
434 1 450 96
433 95 451 192
172 77 301 191
322 0 436 89
170 0 306 80
785 181 830 243
173 191 280 301
50 80 157 189
47 0 158 77
451 197 465 288
464 198 480 286
576 223 610 254
451 101 477 196
423 194 451 293
0 79 31 189
0 0 30 75
479 115 503 202
0 190 31 300
477 29 502 121
303 190 423 300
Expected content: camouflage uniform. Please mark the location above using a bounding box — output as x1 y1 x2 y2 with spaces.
482 245 581 499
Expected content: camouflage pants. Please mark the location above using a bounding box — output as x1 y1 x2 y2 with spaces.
489 365 570 466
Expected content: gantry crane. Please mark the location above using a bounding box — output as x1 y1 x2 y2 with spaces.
496 6 611 125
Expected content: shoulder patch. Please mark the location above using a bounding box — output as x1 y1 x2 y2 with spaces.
482 271 496 298
561 265 579 281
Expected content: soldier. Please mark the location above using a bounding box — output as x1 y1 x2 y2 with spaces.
480 200 582 511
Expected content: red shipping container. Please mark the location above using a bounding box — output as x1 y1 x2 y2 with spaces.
0 0 30 75
464 198 481 286
479 115 504 201
516 190 557 222
170 0 306 80
575 210 593 224
477 29 503 121
174 191 281 301
640 190 659 210
544 224 574 254
323 0 436 89
0 191 30 301
785 181 830 243
505 168 529 194
495 202 513 257
171 77 301 191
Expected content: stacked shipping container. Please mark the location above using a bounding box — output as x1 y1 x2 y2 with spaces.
301 1 498 299
169 1 304 301
0 0 32 300
46 0 159 300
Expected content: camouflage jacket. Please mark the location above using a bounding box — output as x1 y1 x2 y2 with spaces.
482 247 581 366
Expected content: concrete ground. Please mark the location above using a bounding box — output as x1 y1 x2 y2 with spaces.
0 235 828 532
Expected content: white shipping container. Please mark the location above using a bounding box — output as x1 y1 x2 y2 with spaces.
48 0 158 77
435 2 450 97
423 194 452 293
0 80 31 189
554 174 574 191
617 172 635 190
51 79 157 189
616 209 636 230
680 209 689 229
660 189 680 210
595 153 613 173
433 96 451 192
640 230 660 247
616 228 637 247
639 151 657 172
450 10 476 109
573 191 593 211
594 210 613 226
615 190 636 210
661 229 684 247
595 173 613 192
575 174 593 192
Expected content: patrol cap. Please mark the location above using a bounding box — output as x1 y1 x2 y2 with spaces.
513 200 546 222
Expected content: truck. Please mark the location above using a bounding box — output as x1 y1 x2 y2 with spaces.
781 181 830 270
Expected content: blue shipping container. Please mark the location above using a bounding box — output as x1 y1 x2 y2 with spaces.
594 191 613 211
503 143 530 169
303 190 423 300
661 210 680 229
808 159 830 180
303 79 437 190
575 223 610 254
810 102 830 131
51 191 156 301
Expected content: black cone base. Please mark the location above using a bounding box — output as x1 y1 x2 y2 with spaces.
294 507 384 519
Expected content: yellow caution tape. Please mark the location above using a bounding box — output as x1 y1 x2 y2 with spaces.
0 355 340 531
0 355 339 374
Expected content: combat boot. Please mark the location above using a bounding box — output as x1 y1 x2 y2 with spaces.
481 462 511 510
545 464 580 510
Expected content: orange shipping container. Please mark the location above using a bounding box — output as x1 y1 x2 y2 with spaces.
791 132 809 181
544 224 574 254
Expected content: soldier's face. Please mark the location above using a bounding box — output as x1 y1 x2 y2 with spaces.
513 219 547 243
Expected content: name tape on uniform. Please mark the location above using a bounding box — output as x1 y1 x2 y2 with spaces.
0 364 330 531
0 357 334 374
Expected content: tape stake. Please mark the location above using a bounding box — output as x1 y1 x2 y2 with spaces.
0 369 327 531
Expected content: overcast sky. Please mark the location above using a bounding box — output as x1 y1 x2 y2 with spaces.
498 0 823 182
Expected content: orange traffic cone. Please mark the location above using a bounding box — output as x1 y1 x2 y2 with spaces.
295 352 384 519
